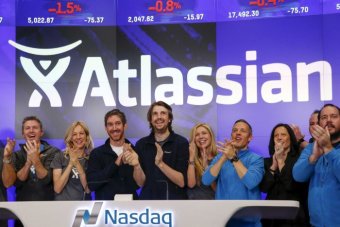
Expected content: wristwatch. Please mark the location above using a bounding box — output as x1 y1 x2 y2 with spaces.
230 156 239 163
298 138 305 144
2 158 12 164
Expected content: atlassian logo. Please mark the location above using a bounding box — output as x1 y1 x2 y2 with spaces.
8 40 82 107
9 40 333 108
72 201 103 227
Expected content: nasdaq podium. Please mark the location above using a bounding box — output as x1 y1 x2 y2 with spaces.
0 200 298 227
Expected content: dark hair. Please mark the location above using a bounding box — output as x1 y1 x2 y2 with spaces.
233 119 252 135
147 101 173 132
312 109 320 115
318 104 340 123
268 123 299 156
22 116 43 133
104 109 127 126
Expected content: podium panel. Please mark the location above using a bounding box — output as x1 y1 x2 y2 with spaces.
0 200 299 227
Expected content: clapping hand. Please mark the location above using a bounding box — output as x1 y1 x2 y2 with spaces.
201 147 208 168
123 143 139 167
309 139 324 164
274 142 285 160
24 140 40 165
189 142 196 161
115 153 124 166
311 125 333 154
4 138 16 159
68 147 79 165
155 142 164 166
216 140 235 161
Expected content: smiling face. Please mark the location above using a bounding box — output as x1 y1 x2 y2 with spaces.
274 126 291 151
150 105 171 134
22 120 44 143
231 121 252 150
71 125 87 150
194 126 212 151
105 115 126 145
319 105 340 137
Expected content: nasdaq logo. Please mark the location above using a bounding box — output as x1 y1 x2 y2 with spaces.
8 39 82 107
72 203 173 227
105 208 173 227
72 202 103 227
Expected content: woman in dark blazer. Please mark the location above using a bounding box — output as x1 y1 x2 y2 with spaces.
260 123 310 227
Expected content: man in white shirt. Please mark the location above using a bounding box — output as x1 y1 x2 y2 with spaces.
86 109 145 200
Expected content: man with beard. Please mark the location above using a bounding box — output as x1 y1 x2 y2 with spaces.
293 103 340 227
86 109 145 200
135 101 189 200
14 116 60 201
202 119 264 227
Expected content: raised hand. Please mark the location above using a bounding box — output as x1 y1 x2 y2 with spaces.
201 147 208 168
115 153 124 166
216 140 235 161
4 138 16 159
274 141 287 171
290 124 305 141
270 151 278 171
154 142 164 166
274 142 285 160
312 125 333 154
123 143 140 167
24 140 40 165
68 148 79 165
309 140 324 164
189 142 196 161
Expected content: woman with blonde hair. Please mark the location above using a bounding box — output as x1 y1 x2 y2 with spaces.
51 121 94 200
187 123 218 199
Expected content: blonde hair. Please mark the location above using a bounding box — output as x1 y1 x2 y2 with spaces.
64 121 94 157
189 123 217 184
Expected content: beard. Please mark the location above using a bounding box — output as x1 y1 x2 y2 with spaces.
109 130 124 141
152 121 169 134
330 130 340 143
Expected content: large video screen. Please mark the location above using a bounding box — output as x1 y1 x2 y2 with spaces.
0 0 339 157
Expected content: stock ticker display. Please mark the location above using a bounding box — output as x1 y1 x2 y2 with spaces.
0 0 336 26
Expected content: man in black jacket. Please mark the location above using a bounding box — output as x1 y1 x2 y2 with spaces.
86 109 145 200
135 101 189 200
